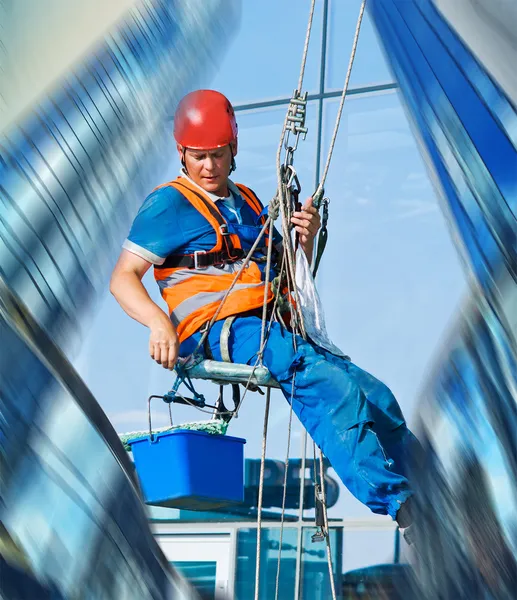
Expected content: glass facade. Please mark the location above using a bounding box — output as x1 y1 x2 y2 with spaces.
151 520 344 600
1 0 238 598
0 286 196 599
368 1 517 598
234 526 342 600
173 562 217 598
0 0 239 351
369 0 516 296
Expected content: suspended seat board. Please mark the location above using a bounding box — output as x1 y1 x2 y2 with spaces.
186 359 280 389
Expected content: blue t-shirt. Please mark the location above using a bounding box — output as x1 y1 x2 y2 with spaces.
123 181 280 264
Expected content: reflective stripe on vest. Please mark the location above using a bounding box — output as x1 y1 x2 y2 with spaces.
153 177 274 342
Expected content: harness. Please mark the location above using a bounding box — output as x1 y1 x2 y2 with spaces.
152 177 276 343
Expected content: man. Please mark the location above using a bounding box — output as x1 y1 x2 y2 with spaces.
110 89 416 531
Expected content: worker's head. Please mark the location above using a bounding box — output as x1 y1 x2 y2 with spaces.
174 90 238 196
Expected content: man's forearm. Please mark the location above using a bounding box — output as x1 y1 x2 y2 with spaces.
301 239 314 266
110 270 171 329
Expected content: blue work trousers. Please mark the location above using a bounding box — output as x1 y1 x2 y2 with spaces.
182 316 416 519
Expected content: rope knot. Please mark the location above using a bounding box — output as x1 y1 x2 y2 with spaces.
268 195 280 221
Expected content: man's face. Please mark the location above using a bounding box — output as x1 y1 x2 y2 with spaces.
180 144 234 196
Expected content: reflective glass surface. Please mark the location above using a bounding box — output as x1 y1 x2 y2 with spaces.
0 0 237 350
299 527 342 600
369 0 517 293
172 562 217 599
1 1 240 598
0 299 194 599
413 296 517 599
342 529 397 574
234 526 342 600
367 3 517 596
235 527 299 600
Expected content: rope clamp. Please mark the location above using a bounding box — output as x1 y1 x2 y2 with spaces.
285 89 308 152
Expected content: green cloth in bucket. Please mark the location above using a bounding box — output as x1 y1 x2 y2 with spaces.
119 419 229 452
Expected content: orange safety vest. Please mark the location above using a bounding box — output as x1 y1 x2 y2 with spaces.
153 177 275 342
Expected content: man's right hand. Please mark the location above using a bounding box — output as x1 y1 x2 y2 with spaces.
149 315 179 370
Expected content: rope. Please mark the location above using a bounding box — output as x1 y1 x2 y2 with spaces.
274 375 296 600
254 388 271 600
258 205 279 362
315 0 367 198
297 0 318 94
274 0 317 180
271 0 320 340
319 449 337 600
278 184 306 339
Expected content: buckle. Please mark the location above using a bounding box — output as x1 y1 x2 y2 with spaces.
219 224 230 236
193 250 207 269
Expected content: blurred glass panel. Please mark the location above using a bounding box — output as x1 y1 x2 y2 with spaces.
0 288 195 598
211 0 323 104
299 527 342 600
326 0 393 89
235 527 298 600
173 562 217 598
414 296 517 599
342 562 415 599
368 0 517 295
0 0 239 354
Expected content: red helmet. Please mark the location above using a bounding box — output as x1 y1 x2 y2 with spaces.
173 90 238 149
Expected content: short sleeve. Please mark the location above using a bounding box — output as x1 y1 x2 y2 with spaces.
123 186 184 264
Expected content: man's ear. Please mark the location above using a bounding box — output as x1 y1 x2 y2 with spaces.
177 144 186 168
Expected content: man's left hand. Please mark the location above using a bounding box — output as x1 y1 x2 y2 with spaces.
291 197 321 259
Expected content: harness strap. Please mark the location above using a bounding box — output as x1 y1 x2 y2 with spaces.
220 316 237 363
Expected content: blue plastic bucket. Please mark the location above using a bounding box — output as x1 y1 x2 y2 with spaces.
128 429 246 510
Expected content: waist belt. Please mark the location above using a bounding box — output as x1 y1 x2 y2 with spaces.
158 248 245 269
158 246 274 270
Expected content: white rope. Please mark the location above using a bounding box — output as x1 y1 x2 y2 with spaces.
259 207 279 361
319 449 337 600
315 0 367 198
274 375 296 600
254 388 271 600
256 0 366 592
272 0 319 340
297 0 318 94
274 0 317 180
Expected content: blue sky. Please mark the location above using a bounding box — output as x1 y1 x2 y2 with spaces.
73 0 466 571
